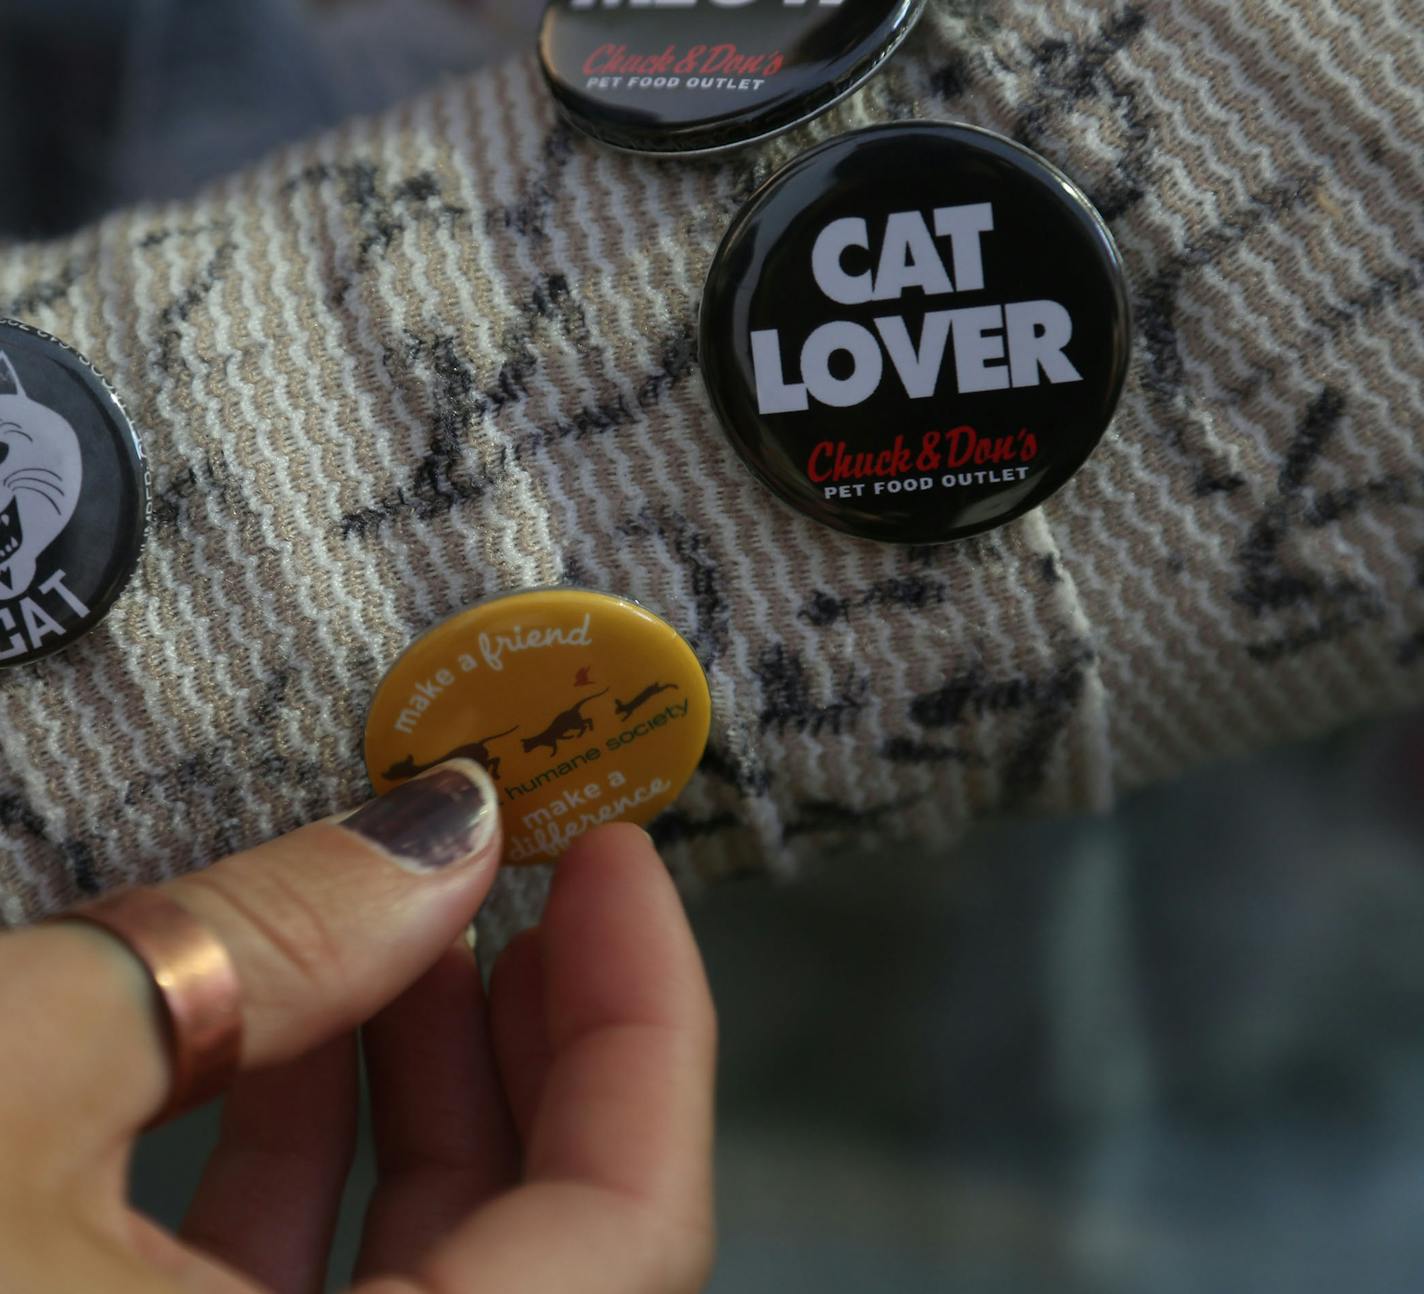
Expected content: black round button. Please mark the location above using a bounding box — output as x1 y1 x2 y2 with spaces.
538 0 926 156
0 320 147 666
700 122 1132 544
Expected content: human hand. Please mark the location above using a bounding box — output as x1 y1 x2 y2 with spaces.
0 761 716 1293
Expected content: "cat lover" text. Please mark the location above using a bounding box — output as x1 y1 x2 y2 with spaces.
752 203 1084 413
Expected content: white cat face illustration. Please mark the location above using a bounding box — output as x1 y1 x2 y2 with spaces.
0 351 83 601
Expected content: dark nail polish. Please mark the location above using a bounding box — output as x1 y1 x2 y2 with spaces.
342 764 496 873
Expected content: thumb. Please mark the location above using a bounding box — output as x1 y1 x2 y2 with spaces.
170 757 503 1067
1 759 501 1139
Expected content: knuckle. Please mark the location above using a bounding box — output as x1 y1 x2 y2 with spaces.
179 862 348 1008
644 1211 716 1294
674 1222 717 1293
609 1186 714 1294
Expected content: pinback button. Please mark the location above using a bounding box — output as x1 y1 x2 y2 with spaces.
365 588 712 865
538 0 927 156
0 320 148 666
699 122 1132 544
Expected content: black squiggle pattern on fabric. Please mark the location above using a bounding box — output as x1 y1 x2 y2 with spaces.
700 743 772 797
1136 173 1320 495
282 162 469 287
1223 265 1423 407
1233 388 1396 663
0 794 98 895
484 127 577 242
798 573 950 627
155 238 236 374
117 670 332 863
340 313 697 539
881 737 980 765
891 649 1095 802
150 453 252 536
339 276 584 535
3 255 95 318
783 795 922 841
650 809 740 848
0 793 49 846
1014 6 1153 222
618 509 730 667
755 642 868 738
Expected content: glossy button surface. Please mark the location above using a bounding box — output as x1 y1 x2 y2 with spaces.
538 0 926 155
365 588 712 864
0 320 147 666
700 122 1132 544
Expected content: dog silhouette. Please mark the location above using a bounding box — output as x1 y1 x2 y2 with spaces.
383 726 518 783
614 681 680 721
521 689 608 758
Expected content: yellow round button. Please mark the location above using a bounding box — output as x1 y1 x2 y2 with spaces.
364 589 712 864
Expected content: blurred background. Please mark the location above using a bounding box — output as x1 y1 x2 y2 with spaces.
6 2 1424 1290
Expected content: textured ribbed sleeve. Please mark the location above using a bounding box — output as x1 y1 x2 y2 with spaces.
0 0 1420 949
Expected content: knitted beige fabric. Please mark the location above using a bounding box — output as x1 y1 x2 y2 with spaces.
0 0 1420 949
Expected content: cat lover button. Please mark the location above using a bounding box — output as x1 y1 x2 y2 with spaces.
365 588 712 865
700 123 1131 543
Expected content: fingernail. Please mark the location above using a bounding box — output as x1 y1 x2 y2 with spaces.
341 760 497 874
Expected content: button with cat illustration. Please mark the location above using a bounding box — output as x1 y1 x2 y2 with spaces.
365 588 712 865
538 0 927 155
700 122 1132 543
0 320 148 667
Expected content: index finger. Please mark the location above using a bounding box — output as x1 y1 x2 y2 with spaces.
388 824 717 1294
530 823 717 1216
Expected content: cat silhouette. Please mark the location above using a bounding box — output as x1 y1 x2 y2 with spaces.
383 726 518 783
614 681 679 721
521 689 608 758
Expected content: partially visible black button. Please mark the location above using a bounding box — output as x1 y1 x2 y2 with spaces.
538 0 926 156
0 319 147 665
700 122 1132 544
